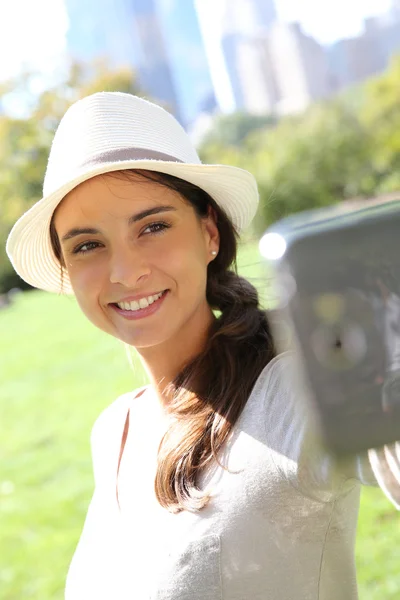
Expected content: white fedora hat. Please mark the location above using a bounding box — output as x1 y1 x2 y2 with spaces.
6 92 259 294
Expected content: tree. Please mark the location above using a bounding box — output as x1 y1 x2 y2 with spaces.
200 111 276 150
0 59 141 292
252 100 376 231
360 55 400 193
200 99 375 236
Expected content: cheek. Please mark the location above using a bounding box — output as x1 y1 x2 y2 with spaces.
68 262 100 289
67 262 106 312
159 235 208 293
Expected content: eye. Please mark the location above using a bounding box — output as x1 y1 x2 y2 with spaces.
142 221 171 235
73 241 101 254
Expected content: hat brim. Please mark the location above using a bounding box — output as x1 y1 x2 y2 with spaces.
6 159 259 294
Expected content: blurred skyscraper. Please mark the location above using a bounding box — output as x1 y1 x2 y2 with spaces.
223 0 277 35
64 0 181 121
65 0 397 127
216 0 331 116
129 0 180 120
194 0 278 113
266 23 332 114
327 13 400 91
157 0 217 126
252 0 277 30
391 0 400 18
378 2 400 65
221 0 278 114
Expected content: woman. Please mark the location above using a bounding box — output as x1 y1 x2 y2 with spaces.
6 92 400 600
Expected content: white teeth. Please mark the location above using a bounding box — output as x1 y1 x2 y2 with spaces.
117 291 164 311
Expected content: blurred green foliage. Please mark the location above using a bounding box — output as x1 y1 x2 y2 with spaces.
200 55 400 236
201 111 277 147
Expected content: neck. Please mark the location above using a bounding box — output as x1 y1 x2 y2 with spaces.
137 301 215 407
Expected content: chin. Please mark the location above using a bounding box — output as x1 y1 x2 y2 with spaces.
116 328 174 350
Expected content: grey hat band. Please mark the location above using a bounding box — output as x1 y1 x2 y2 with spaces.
80 147 185 169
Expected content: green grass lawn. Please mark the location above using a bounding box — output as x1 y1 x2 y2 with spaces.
1 242 399 598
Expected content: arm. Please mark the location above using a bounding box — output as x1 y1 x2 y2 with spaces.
265 352 400 507
368 444 400 509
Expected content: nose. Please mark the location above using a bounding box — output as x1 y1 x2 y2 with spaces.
109 244 151 288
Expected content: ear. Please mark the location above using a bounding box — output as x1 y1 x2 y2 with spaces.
202 205 220 257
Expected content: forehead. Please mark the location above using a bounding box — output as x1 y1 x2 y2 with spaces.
54 172 188 226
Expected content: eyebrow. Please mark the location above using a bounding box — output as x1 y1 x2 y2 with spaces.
60 205 177 242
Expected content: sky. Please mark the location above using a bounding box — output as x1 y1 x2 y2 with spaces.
0 0 68 82
0 0 394 113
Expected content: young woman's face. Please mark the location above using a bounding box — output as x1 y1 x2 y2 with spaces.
54 173 219 348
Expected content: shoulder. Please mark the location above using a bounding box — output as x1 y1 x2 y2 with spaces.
242 351 314 461
251 351 304 415
254 352 372 499
251 352 341 497
259 350 298 385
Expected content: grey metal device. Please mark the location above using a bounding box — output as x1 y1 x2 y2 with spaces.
260 199 400 455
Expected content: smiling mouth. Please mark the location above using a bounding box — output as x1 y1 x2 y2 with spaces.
110 290 168 312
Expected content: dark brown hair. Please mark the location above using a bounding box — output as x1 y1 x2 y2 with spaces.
49 169 276 513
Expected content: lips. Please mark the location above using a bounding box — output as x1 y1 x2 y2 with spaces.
115 290 165 312
109 290 169 320
109 289 168 307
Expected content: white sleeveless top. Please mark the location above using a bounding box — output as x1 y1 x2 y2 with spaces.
65 352 379 600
